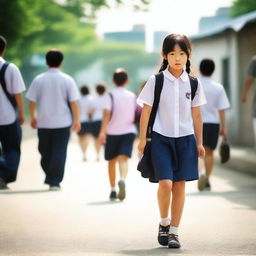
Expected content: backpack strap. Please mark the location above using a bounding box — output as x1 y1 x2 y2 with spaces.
108 92 114 121
146 72 164 139
188 75 198 101
0 62 17 109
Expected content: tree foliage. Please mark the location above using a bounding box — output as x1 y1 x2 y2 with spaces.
230 0 256 17
0 0 150 64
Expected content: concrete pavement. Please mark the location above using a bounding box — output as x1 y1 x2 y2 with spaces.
0 128 256 256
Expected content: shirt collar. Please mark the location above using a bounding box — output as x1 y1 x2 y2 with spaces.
0 56 4 62
48 68 61 73
163 68 189 82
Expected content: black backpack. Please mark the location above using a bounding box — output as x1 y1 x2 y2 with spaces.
137 71 198 183
0 62 17 109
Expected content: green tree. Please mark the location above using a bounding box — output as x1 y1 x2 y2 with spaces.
230 0 256 17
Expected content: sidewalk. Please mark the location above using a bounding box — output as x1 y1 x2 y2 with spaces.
1 125 256 255
216 145 256 177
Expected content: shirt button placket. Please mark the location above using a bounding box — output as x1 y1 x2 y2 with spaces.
174 80 179 137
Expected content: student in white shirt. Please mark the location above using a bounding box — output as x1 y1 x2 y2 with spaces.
77 85 94 161
99 68 136 201
198 59 230 191
0 35 26 190
26 49 80 191
91 83 106 161
137 34 206 249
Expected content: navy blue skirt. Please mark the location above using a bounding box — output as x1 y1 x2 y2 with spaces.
105 133 135 160
203 123 220 150
78 122 92 136
151 132 199 182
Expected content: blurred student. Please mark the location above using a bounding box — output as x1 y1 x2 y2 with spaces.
26 49 80 191
241 55 256 103
198 58 230 191
91 83 106 161
99 68 136 201
77 85 94 161
0 35 26 189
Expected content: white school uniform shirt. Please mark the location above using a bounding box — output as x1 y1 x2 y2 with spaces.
137 69 207 138
26 68 80 129
104 87 137 135
91 94 106 122
0 57 26 125
79 94 94 122
199 76 230 124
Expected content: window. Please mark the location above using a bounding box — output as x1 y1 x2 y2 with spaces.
222 58 231 101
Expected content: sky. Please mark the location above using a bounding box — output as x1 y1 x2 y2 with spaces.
96 0 234 37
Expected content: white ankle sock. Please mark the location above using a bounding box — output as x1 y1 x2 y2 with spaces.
111 187 116 192
169 225 178 235
160 217 170 226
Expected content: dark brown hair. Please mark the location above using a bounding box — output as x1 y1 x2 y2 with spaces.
159 34 192 74
113 68 128 86
0 35 7 54
46 49 63 67
96 83 106 95
80 85 90 95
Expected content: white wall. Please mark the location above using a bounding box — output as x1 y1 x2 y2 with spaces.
190 32 253 146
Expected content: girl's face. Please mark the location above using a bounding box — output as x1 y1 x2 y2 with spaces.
165 43 188 71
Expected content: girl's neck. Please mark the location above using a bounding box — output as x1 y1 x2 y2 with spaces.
168 66 183 78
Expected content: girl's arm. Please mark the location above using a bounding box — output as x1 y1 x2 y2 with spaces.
29 101 37 129
99 109 111 144
14 93 25 125
138 104 152 154
70 101 81 132
219 110 227 137
241 76 254 103
191 106 205 158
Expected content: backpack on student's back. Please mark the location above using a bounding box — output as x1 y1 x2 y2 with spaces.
137 71 198 183
0 62 17 109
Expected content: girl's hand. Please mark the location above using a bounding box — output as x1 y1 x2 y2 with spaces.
197 144 205 158
71 120 81 132
138 138 147 154
18 114 25 125
220 127 227 137
30 118 37 129
99 131 106 144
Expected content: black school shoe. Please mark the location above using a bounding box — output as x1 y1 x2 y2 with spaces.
205 179 211 190
157 224 170 246
109 191 117 200
0 177 8 190
168 233 181 248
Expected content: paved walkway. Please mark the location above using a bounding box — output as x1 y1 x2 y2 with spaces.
0 129 256 255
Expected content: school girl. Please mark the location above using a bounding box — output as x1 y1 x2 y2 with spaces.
77 85 94 161
99 68 136 201
90 83 106 161
137 34 206 248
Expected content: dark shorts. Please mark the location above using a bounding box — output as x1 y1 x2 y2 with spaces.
105 133 136 160
78 122 92 136
91 121 102 138
203 123 220 150
151 132 198 182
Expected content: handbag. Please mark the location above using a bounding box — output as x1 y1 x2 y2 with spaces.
137 72 164 183
219 136 230 163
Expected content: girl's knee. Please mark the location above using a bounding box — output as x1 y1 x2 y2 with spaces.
117 155 128 162
108 158 117 166
173 181 185 192
205 146 213 155
159 180 172 193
